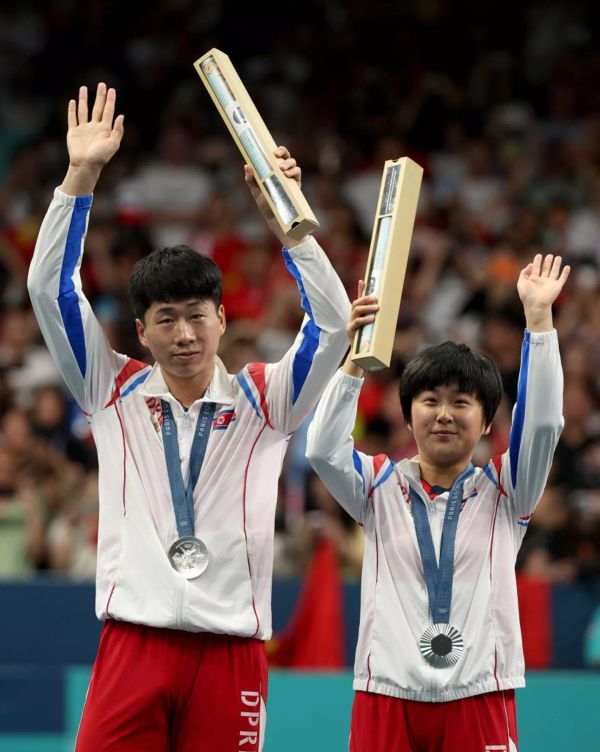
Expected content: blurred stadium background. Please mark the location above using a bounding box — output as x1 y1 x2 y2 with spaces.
0 0 599 749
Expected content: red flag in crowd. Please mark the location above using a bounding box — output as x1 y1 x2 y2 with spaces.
268 538 346 669
517 574 552 668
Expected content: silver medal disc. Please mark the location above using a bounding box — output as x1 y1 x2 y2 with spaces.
419 624 464 668
168 536 210 579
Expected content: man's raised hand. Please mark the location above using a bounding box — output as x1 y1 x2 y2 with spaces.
61 83 124 196
244 145 303 248
67 83 124 168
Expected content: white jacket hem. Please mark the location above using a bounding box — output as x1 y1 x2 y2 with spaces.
353 675 526 702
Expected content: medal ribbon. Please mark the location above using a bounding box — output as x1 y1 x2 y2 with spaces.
161 400 216 538
409 464 474 625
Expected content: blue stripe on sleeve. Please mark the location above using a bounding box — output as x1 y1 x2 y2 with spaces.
352 449 366 495
236 371 262 419
509 331 531 489
282 248 321 405
58 196 93 377
372 459 395 491
483 463 498 488
120 370 151 399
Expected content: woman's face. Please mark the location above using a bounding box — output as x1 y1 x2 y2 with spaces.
409 383 490 469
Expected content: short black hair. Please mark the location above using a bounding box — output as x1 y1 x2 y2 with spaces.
128 245 221 321
399 342 503 427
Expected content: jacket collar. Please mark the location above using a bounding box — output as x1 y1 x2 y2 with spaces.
396 457 478 497
139 356 235 406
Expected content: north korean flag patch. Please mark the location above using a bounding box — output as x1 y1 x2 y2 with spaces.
212 408 237 431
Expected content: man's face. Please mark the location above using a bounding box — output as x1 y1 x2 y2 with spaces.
408 383 490 469
136 298 226 381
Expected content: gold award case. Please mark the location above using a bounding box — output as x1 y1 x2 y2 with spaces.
194 49 319 241
351 157 423 371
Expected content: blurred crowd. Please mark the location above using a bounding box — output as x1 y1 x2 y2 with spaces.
0 0 599 591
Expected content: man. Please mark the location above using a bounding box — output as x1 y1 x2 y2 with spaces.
28 82 350 751
307 257 569 751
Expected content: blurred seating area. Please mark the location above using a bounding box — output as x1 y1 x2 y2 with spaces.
0 0 599 600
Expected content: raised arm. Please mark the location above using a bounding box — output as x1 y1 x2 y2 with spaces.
306 284 382 523
238 150 351 435
497 254 570 524
27 84 134 414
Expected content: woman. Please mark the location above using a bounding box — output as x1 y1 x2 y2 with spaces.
307 254 569 751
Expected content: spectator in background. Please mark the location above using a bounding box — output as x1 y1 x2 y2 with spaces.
553 379 600 490
304 472 363 577
0 307 62 406
187 192 248 274
31 385 96 469
47 470 98 579
115 121 212 248
220 240 275 322
566 176 600 263
0 447 45 577
456 139 508 238
480 311 524 403
517 486 579 582
342 136 412 237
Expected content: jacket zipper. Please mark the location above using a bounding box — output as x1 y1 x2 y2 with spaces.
176 406 192 629
175 577 185 628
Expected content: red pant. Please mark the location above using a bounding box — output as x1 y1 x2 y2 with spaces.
75 620 268 752
350 689 518 752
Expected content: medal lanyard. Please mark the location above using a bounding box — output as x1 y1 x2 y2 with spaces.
409 464 474 625
161 400 216 538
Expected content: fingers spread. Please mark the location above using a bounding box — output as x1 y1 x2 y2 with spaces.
560 265 571 284
91 82 107 122
77 85 88 124
102 87 116 126
112 113 125 140
531 253 542 276
541 253 554 277
67 99 77 130
551 255 563 279
520 262 534 278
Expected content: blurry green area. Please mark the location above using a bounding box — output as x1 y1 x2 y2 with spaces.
1 669 599 751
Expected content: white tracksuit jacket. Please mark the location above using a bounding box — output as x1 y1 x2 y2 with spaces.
28 188 350 639
307 330 563 701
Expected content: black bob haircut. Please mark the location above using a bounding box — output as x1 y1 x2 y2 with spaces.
128 245 222 321
399 342 503 428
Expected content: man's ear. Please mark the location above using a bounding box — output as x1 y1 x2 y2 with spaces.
218 304 226 337
483 423 492 436
135 318 147 348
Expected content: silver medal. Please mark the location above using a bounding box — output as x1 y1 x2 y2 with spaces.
419 624 464 668
168 536 210 579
